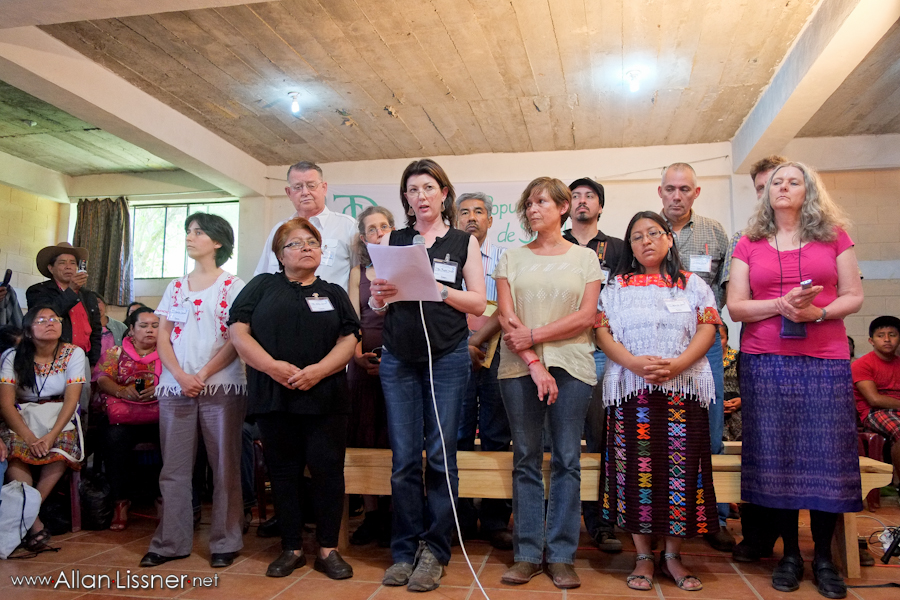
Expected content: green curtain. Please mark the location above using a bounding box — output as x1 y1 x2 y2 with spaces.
73 197 134 305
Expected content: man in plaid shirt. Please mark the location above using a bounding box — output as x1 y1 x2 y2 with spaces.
659 163 733 553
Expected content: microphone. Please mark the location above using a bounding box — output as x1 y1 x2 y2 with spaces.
413 235 425 246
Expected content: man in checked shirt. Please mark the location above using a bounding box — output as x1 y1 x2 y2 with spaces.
659 162 734 553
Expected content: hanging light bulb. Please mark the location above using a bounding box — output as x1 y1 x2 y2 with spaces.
289 92 300 114
625 70 642 92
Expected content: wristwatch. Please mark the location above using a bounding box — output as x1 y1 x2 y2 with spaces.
440 285 449 301
815 308 827 322
368 295 388 313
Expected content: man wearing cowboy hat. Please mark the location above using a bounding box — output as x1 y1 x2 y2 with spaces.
26 242 102 368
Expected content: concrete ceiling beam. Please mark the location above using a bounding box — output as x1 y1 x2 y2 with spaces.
0 26 267 197
0 0 254 29
0 149 70 202
732 0 900 173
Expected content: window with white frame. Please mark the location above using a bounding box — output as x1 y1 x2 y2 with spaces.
131 201 240 279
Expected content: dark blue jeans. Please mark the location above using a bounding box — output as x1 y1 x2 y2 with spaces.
583 349 614 537
381 338 470 565
457 353 512 534
706 331 729 526
502 368 592 564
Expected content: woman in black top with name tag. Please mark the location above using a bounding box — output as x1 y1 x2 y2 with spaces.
369 159 486 592
229 217 360 580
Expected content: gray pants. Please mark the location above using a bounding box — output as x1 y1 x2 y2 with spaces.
149 391 247 557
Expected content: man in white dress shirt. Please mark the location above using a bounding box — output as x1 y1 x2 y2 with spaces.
254 161 356 291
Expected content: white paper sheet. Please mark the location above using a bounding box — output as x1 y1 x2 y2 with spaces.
367 243 442 302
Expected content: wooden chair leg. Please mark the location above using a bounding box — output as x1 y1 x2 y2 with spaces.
70 470 82 533
831 513 860 579
338 495 350 552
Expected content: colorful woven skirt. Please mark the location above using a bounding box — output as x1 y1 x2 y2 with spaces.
739 353 861 513
602 389 718 537
0 425 82 470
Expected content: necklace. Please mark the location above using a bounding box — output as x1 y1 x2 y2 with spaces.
774 234 803 296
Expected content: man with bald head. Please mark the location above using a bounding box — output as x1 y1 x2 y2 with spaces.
659 163 732 552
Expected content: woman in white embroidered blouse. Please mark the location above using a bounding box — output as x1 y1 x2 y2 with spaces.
141 213 247 571
595 212 720 592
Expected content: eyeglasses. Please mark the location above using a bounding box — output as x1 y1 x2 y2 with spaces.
365 224 393 236
34 317 64 326
405 184 440 199
629 229 666 244
283 240 321 251
289 181 321 193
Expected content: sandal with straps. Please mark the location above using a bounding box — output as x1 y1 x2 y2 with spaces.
23 528 52 552
111 500 131 531
660 552 703 591
627 553 655 591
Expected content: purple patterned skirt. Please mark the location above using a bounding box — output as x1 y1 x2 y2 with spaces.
602 390 719 537
739 353 862 513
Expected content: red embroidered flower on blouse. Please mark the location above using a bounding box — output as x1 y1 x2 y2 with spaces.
174 281 182 288
220 300 228 308
193 299 202 306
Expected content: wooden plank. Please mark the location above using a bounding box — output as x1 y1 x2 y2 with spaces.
470 0 538 97
270 0 392 108
443 100 492 155
510 0 567 97
335 0 429 107
316 108 386 161
469 99 515 153
518 96 554 152
184 8 295 85
430 0 509 100
270 111 347 163
549 94 576 151
358 106 426 157
349 109 404 158
395 105 454 156
395 0 482 102
591 0 624 147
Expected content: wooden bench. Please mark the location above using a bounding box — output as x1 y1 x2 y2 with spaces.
341 448 892 578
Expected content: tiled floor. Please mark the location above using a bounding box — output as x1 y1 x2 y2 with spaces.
1 498 898 600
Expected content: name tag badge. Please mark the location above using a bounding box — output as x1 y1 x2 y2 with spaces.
689 254 712 273
306 296 335 312
600 268 610 285
432 258 458 283
167 306 189 323
320 238 338 267
664 299 692 313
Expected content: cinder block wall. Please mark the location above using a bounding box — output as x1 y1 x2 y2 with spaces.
0 182 61 296
823 168 900 355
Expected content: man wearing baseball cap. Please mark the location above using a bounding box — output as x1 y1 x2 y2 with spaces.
26 242 102 371
563 177 625 553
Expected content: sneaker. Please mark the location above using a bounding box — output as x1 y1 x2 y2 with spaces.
704 528 735 552
407 544 443 592
594 530 623 553
382 562 414 586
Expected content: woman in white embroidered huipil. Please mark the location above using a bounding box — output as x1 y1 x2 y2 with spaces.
140 212 247 570
595 212 720 592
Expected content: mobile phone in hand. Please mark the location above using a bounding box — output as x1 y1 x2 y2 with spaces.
800 279 813 289
77 259 87 273
2 269 11 287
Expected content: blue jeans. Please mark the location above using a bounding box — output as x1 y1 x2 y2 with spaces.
457 352 512 534
583 350 613 537
502 368 592 564
706 331 729 526
381 338 470 565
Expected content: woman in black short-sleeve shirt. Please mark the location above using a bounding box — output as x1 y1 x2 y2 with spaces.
229 217 359 580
